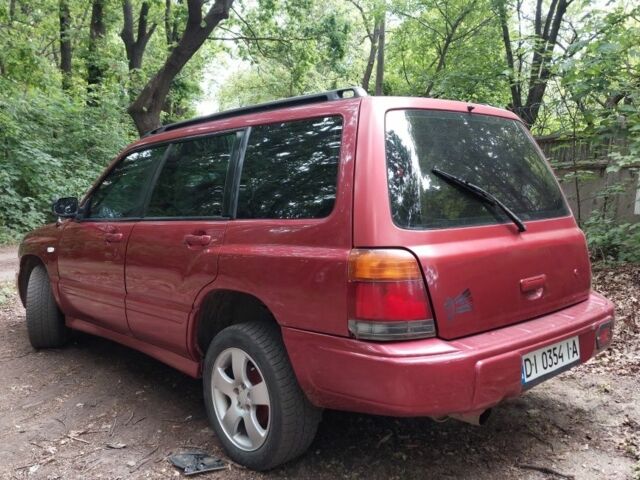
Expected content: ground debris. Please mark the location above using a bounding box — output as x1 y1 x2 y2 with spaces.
517 463 575 479
169 451 226 476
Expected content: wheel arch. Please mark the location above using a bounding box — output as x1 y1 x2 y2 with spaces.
192 289 280 359
18 255 46 307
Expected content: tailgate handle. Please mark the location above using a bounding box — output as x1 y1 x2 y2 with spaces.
520 274 546 293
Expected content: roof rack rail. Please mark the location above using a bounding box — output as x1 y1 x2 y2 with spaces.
145 86 368 137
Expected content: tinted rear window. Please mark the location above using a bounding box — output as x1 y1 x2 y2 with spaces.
236 116 342 219
386 110 569 229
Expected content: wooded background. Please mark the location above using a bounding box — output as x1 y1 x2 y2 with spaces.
0 0 638 260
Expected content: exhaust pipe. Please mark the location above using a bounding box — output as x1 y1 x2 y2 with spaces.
448 408 492 426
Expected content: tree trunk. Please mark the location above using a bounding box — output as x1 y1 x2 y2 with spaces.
497 0 570 127
121 0 156 71
87 0 106 90
9 0 16 22
128 0 234 135
165 0 181 49
59 0 72 91
362 22 380 93
374 12 385 96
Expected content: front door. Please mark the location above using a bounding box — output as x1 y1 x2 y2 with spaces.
125 131 239 354
57 146 168 333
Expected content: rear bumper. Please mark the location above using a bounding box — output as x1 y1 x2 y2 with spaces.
283 291 614 417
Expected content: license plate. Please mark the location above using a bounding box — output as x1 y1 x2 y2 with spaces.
522 336 580 386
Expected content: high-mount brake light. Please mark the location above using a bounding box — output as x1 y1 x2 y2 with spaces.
347 249 436 341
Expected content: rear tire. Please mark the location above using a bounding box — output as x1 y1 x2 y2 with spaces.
203 321 321 470
25 265 69 349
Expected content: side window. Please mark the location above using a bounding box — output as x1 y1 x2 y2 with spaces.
87 147 166 219
146 133 235 218
236 116 343 219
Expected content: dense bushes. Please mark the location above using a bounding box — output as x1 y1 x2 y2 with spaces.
583 212 640 263
0 79 136 243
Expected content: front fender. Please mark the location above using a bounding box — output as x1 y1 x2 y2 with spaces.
18 222 67 306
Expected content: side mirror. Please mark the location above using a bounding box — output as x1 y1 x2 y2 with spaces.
52 197 79 218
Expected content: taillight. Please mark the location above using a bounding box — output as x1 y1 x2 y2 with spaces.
347 249 436 341
596 319 614 351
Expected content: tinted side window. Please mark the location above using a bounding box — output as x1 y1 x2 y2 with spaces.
88 147 166 219
236 116 343 219
146 133 235 218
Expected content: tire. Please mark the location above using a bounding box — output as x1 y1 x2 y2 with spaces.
203 321 321 470
25 265 69 349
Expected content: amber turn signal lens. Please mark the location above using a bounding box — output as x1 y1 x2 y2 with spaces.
348 249 422 281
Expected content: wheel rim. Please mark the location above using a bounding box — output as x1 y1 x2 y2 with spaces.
211 348 271 451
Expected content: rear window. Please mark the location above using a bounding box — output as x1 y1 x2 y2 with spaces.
385 110 569 229
236 116 343 219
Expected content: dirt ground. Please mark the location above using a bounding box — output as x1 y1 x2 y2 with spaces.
0 250 638 480
0 246 18 282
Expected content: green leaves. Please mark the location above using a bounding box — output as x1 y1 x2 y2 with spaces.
0 79 136 243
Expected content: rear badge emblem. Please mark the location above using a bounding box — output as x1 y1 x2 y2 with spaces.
444 288 473 321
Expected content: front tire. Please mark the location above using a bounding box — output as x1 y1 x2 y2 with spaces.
25 265 69 348
203 321 321 470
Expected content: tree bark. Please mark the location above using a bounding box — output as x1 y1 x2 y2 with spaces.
59 0 73 91
497 0 522 111
497 0 570 127
9 0 16 22
375 12 385 96
128 0 234 135
121 0 157 71
87 0 106 89
362 22 380 92
165 0 181 49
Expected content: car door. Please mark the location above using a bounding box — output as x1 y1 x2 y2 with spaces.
124 131 240 355
57 146 168 334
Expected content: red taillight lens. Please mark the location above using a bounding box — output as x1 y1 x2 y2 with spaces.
348 249 436 341
354 281 429 321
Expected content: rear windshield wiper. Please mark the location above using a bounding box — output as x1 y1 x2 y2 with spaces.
431 167 526 233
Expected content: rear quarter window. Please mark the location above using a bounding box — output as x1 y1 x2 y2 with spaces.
385 109 569 229
236 116 343 219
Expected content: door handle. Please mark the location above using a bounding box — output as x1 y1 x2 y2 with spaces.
105 232 123 243
184 234 212 247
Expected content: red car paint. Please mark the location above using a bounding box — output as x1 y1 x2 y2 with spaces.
18 95 614 418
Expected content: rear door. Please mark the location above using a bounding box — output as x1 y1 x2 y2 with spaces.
124 131 239 355
356 103 591 340
57 146 167 333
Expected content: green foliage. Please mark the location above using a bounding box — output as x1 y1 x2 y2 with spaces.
0 0 210 242
217 0 364 108
386 0 509 104
0 0 638 253
583 212 640 263
0 78 136 242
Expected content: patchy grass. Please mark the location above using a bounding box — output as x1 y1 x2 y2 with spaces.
0 282 16 307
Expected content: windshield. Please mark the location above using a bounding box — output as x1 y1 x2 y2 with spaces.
385 109 569 230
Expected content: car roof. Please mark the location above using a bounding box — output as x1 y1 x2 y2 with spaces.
125 90 522 154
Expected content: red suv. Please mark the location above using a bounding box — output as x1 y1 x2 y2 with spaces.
18 87 614 470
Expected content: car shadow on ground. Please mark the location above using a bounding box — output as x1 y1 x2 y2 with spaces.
62 330 577 479
0 314 589 479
